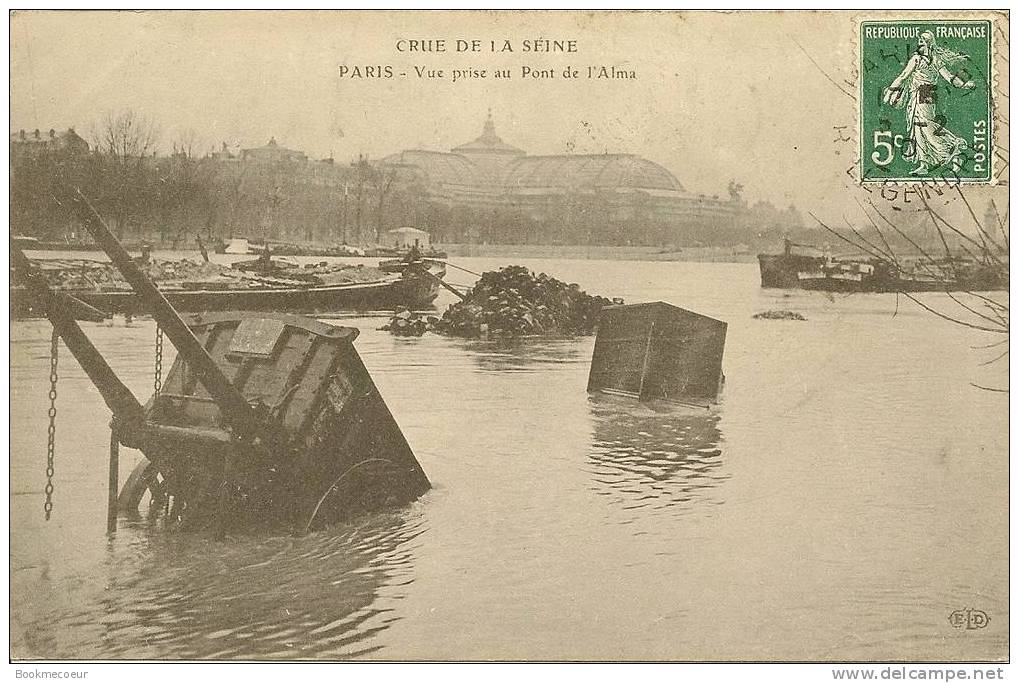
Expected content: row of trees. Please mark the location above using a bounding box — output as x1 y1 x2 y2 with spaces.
12 109 810 249
10 112 405 247
12 112 211 244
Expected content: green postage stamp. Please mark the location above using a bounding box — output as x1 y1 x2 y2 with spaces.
859 20 993 183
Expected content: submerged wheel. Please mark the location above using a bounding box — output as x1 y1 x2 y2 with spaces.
302 458 402 534
118 458 170 518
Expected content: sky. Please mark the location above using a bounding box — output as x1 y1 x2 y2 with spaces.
9 10 1008 223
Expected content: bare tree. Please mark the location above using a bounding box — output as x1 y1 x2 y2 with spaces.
87 110 160 238
265 160 289 240
352 155 370 243
220 164 250 238
161 130 217 247
371 166 397 244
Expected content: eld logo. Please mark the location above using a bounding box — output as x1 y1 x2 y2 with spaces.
948 608 989 630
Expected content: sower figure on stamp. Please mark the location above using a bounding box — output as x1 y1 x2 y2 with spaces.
883 30 975 176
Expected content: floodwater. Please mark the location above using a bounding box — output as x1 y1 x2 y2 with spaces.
9 256 1009 661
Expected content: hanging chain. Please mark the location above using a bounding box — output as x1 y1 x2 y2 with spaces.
44 329 59 521
154 325 164 396
155 323 168 520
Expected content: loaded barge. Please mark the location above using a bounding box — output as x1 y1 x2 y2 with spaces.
757 240 1006 292
11 254 446 318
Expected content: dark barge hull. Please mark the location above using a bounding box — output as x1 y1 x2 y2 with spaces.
12 277 440 318
757 253 818 288
758 254 1007 293
792 274 949 293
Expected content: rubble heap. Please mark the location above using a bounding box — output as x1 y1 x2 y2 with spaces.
753 309 807 321
432 265 617 338
141 259 231 283
36 258 388 290
380 308 436 337
35 258 231 290
296 262 389 285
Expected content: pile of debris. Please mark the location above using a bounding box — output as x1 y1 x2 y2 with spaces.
142 259 231 284
36 258 232 291
297 262 389 285
33 259 125 290
34 257 389 291
231 255 387 283
432 265 617 338
753 309 807 321
379 308 436 337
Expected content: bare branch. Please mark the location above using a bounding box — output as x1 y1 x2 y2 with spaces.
855 198 900 267
868 201 945 272
982 302 1009 328
790 36 857 101
978 348 1009 366
921 196 1006 269
841 214 895 263
816 208 1008 333
952 187 1006 255
970 382 1009 393
990 198 1009 249
899 291 1008 334
809 212 877 258
972 337 1010 350
942 290 1009 329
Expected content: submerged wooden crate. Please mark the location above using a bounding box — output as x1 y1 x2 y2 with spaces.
120 311 430 532
587 302 726 406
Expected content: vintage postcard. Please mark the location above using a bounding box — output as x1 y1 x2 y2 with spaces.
7 9 1010 671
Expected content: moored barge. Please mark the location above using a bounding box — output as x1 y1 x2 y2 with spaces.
758 240 1006 292
11 257 446 318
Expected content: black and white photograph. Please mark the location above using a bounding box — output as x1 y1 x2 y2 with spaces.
7 9 1011 671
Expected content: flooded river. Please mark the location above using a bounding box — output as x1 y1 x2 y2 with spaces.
9 256 1008 661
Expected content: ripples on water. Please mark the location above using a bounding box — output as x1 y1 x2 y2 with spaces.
14 509 427 660
9 257 1009 661
588 396 727 514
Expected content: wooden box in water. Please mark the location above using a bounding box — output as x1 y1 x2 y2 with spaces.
587 302 726 406
118 311 430 532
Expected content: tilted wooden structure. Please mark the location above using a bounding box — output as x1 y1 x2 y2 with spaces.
587 302 727 407
14 189 430 535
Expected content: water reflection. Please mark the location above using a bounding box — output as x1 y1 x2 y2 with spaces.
460 336 588 372
14 508 426 660
587 394 728 513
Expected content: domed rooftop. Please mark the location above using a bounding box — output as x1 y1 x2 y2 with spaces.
503 154 684 193
451 110 525 156
380 150 483 186
380 114 688 196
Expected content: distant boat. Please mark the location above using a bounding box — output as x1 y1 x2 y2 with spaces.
757 240 1007 293
365 245 448 259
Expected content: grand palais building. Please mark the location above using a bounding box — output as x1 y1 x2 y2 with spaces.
380 113 739 242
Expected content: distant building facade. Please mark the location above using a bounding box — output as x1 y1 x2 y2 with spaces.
10 128 89 158
380 113 739 244
239 137 308 164
205 137 350 241
211 138 342 187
